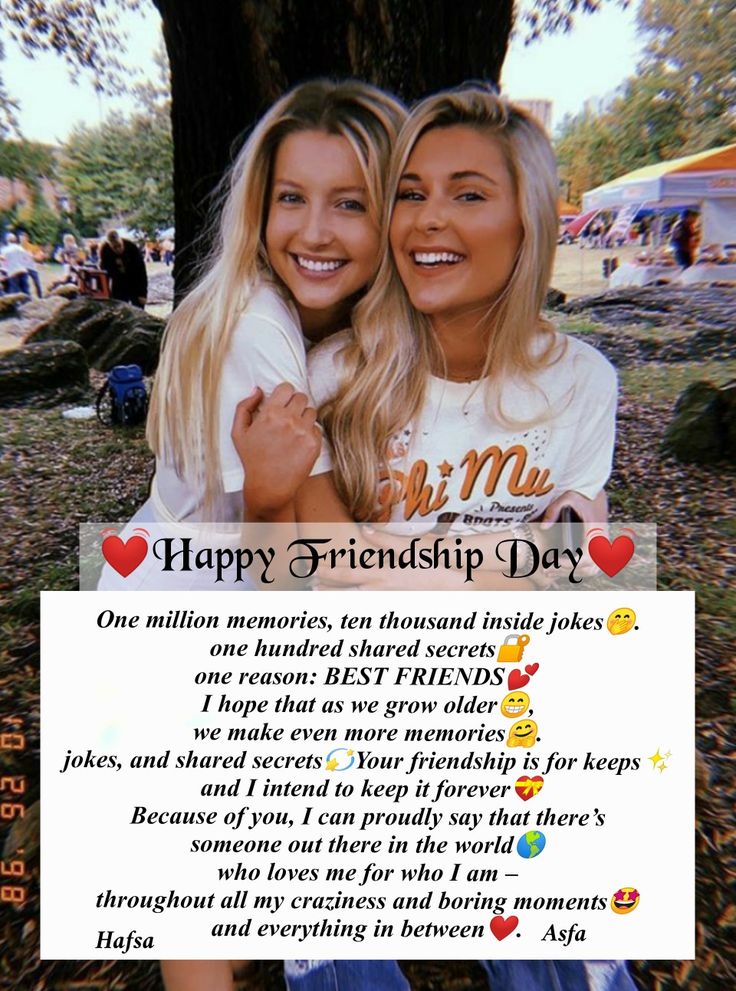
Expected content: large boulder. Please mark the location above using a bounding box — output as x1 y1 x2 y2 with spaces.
662 380 736 464
0 296 73 345
0 340 90 407
24 297 166 373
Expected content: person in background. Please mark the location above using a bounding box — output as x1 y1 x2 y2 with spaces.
670 209 699 268
87 240 100 267
1 233 31 295
161 235 174 267
100 229 148 307
19 232 43 297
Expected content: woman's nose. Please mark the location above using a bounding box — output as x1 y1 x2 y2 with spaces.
414 195 447 233
302 204 333 245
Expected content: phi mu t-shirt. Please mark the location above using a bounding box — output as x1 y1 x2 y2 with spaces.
308 331 617 532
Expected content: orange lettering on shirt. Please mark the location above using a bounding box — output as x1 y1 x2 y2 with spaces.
375 461 448 521
460 444 554 500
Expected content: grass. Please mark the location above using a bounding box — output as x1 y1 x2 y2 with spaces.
0 301 734 991
619 358 736 403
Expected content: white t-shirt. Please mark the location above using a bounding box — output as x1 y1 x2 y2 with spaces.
2 243 32 277
309 331 616 531
151 282 331 524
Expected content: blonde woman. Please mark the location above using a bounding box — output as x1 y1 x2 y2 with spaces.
97 79 405 593
235 85 633 991
296 84 611 578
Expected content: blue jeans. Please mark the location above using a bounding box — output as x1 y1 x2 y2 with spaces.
284 961 409 990
7 271 30 295
481 960 637 990
284 959 637 990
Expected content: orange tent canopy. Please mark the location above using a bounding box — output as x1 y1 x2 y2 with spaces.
558 199 579 215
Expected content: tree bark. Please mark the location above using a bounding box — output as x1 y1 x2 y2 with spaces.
151 0 515 297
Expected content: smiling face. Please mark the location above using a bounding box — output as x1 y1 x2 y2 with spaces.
607 607 636 636
389 124 522 334
501 692 530 718
610 887 640 914
507 718 538 748
265 130 381 339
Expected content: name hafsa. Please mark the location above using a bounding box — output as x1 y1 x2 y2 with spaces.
96 930 153 953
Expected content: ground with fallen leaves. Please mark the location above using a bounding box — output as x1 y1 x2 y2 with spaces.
0 292 734 990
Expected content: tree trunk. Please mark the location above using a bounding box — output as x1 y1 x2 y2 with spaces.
152 0 514 298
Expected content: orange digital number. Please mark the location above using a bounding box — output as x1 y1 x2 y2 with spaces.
0 885 26 905
0 776 25 794
0 803 25 821
0 733 25 750
0 859 25 878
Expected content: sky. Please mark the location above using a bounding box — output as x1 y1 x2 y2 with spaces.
1 2 641 144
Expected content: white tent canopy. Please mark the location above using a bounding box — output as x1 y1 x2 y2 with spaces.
582 144 736 244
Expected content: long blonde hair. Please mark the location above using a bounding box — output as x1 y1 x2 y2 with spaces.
322 85 560 521
147 79 405 513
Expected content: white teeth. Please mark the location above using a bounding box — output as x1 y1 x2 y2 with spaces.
296 256 344 272
413 251 463 265
505 706 524 713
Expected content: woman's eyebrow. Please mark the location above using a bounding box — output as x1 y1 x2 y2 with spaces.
450 170 497 184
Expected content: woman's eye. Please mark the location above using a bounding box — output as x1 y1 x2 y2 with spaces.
396 189 424 202
276 192 303 204
457 191 485 202
337 199 366 212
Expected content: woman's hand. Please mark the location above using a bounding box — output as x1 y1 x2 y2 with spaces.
538 488 609 580
231 383 322 521
538 489 608 529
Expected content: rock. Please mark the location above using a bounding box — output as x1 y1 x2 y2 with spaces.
0 340 90 408
50 283 80 299
0 292 31 317
24 297 166 373
545 287 567 310
662 380 735 464
0 295 72 345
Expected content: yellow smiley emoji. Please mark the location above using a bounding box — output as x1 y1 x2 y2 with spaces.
507 718 538 748
607 607 636 635
501 691 530 718
610 887 640 914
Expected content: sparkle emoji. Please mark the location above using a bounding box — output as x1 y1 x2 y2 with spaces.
607 607 636 635
501 691 530 718
610 887 640 914
507 718 539 748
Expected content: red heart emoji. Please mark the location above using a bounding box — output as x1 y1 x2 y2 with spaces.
515 775 544 801
490 915 519 941
525 663 539 676
587 534 635 577
102 535 148 578
508 668 529 690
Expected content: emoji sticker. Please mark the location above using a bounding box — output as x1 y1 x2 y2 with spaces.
607 607 637 635
507 719 539 748
501 692 530 718
515 775 544 801
516 830 546 859
610 887 640 914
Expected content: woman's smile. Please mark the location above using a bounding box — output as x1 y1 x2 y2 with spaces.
266 129 380 337
390 124 522 333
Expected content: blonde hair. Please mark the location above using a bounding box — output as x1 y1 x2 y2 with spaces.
147 79 405 515
322 85 560 521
